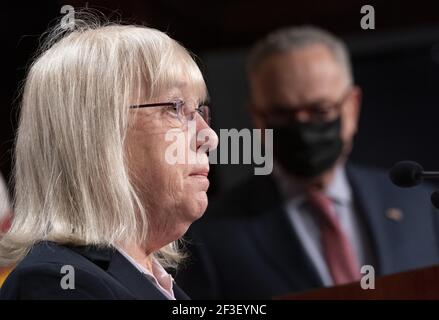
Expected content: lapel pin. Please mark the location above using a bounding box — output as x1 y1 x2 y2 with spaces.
386 208 403 222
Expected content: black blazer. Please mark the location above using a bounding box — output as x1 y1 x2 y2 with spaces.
176 164 439 299
0 241 190 300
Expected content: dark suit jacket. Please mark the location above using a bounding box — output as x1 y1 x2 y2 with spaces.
176 164 439 299
0 241 190 300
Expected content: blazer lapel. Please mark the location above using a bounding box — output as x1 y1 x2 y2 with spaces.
173 282 190 300
70 244 169 299
248 175 322 290
346 164 394 274
106 250 169 300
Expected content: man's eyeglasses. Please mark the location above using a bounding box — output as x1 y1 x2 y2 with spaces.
129 99 211 126
254 87 353 124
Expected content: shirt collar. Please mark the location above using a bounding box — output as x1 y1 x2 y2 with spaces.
273 164 352 206
327 165 352 205
116 247 175 300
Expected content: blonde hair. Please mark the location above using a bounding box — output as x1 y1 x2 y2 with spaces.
0 13 207 269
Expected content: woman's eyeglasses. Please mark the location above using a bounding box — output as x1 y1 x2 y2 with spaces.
129 99 211 126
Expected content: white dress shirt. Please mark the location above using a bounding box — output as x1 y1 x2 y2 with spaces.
274 165 372 286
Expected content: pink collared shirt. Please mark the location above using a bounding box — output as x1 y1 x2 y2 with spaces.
116 248 175 300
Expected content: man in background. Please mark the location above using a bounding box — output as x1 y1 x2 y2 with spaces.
176 26 439 299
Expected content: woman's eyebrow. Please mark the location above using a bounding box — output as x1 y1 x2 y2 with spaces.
167 80 187 90
162 81 208 104
200 97 210 105
162 87 183 101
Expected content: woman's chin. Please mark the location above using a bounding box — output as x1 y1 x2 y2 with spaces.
174 196 208 238
188 192 208 221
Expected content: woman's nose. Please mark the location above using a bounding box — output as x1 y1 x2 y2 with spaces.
204 127 218 151
195 118 218 152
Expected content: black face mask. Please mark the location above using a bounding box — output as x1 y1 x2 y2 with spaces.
270 117 343 178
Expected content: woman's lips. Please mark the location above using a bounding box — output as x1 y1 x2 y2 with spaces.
189 168 210 189
189 167 209 177
189 172 208 177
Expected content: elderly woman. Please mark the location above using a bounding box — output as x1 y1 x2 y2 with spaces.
0 19 218 299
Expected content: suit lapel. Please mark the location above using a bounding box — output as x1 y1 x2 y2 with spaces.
173 282 190 300
70 244 170 299
248 175 322 290
107 252 191 300
106 250 169 300
346 164 393 274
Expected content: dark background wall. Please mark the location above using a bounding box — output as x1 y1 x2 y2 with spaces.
3 0 439 196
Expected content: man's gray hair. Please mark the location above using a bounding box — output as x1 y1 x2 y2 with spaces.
247 25 353 84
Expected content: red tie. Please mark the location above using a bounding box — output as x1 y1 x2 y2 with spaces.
307 191 361 285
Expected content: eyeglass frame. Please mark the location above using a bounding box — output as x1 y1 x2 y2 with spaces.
252 86 354 124
129 99 211 126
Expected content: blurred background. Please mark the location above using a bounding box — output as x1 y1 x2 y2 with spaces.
2 0 439 197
